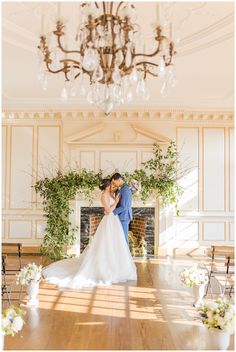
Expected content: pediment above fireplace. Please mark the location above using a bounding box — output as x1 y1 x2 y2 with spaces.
65 123 170 145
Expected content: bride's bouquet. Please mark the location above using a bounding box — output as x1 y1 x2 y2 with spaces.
196 298 235 334
16 263 42 286
179 264 208 288
2 306 25 336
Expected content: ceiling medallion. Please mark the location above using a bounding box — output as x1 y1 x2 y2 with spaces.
37 2 176 116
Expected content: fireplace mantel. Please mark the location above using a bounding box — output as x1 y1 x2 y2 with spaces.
69 197 159 256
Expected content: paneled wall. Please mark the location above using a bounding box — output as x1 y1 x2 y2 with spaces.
172 127 234 249
2 113 234 251
2 122 61 243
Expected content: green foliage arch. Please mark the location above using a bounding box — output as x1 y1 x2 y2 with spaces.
35 142 183 260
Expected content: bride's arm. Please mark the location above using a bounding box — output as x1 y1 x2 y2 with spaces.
101 194 119 214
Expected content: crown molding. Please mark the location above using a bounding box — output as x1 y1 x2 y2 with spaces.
2 109 234 123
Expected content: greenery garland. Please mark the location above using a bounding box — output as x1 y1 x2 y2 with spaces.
35 141 183 260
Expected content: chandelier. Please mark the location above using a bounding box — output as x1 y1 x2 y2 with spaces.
37 2 176 115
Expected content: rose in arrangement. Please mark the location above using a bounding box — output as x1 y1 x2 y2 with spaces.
16 263 42 286
2 306 25 336
197 298 235 334
179 264 209 288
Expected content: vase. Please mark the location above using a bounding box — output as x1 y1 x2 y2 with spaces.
27 280 40 306
1 335 4 350
192 284 206 307
208 329 230 350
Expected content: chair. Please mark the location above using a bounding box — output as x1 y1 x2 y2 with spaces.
2 255 11 305
205 245 234 297
2 244 42 304
221 255 235 297
2 243 22 273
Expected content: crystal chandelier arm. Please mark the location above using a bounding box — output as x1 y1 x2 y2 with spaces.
136 61 159 68
64 71 69 81
38 36 67 74
134 41 162 58
102 2 106 15
134 25 166 58
60 58 92 77
136 64 158 78
164 42 176 65
45 61 67 75
116 2 124 16
60 58 80 67
74 72 81 79
57 34 81 55
53 21 81 54
110 2 113 15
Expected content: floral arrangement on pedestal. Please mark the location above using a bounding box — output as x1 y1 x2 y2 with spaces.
35 142 185 260
2 306 25 337
179 264 209 288
197 298 234 334
16 263 42 306
196 298 234 350
16 263 42 286
179 264 209 307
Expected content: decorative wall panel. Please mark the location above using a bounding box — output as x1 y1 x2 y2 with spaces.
203 222 225 241
80 151 95 171
229 128 234 211
178 128 199 211
2 126 7 209
100 151 137 173
10 126 33 209
229 222 234 241
203 128 225 211
9 220 32 239
175 222 199 241
37 126 60 178
36 221 46 239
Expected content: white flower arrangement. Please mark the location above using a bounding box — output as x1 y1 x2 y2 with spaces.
2 306 26 336
197 298 235 335
16 263 42 286
179 264 208 288
129 179 142 194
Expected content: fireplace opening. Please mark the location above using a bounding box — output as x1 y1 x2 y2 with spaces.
80 207 155 255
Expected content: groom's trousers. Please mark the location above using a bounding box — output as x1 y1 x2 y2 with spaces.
120 221 129 245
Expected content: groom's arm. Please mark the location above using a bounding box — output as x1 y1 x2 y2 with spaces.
113 188 132 215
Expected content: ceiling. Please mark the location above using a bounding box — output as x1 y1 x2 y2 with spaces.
2 1 234 112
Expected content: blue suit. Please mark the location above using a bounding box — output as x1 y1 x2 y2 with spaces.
113 184 132 244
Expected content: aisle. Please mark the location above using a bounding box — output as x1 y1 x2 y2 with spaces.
4 255 234 350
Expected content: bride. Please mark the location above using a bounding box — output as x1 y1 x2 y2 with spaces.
42 178 137 289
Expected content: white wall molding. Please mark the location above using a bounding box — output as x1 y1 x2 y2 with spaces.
2 114 234 246
2 109 234 123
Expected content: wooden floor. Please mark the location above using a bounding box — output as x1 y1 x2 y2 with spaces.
3 253 234 350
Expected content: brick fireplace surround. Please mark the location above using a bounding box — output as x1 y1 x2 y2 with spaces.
82 207 155 255
89 215 146 238
69 199 158 256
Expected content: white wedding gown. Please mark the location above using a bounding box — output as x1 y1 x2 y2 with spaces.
42 198 137 289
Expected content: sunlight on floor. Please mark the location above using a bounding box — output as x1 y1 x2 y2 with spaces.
16 281 170 322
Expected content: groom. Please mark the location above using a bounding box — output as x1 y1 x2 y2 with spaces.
110 173 132 245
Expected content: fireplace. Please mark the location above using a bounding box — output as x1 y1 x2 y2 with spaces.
69 199 158 257
80 207 155 255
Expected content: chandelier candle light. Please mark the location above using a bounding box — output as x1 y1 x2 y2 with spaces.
37 2 176 115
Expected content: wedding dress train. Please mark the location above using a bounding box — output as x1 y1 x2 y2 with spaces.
43 210 137 289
